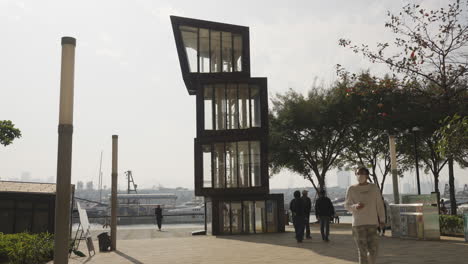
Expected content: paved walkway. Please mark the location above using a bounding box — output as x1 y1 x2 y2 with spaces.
64 225 467 264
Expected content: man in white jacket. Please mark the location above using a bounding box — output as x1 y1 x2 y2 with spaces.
345 167 385 264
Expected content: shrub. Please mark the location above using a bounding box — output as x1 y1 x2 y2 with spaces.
439 215 464 235
0 232 54 264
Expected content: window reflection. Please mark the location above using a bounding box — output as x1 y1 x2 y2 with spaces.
202 145 212 188
250 85 261 127
213 143 225 188
220 202 230 234
179 25 243 74
231 202 242 234
201 141 260 189
243 201 255 233
222 32 233 72
226 142 238 188
250 141 261 187
204 85 213 130
210 30 221 73
233 34 242 72
255 201 266 233
199 28 210 73
180 26 198 72
226 84 238 130
214 84 226 130
266 200 278 232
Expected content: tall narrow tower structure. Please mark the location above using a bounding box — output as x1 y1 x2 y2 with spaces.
171 16 284 235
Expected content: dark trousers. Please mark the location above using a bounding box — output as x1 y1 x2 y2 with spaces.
156 218 162 230
305 214 311 238
319 216 330 240
293 216 305 242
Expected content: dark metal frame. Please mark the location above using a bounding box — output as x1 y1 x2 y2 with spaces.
170 16 251 95
207 194 285 235
171 15 284 235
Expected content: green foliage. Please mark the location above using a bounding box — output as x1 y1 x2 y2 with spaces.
0 120 22 147
436 114 468 167
0 232 54 264
439 214 464 235
269 86 354 191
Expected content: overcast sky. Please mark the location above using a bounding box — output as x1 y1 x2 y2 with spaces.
1 0 466 192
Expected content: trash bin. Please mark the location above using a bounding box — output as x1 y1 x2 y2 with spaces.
97 232 111 252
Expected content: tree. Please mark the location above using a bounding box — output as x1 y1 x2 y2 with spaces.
339 0 468 213
269 86 353 193
0 120 21 146
336 72 412 193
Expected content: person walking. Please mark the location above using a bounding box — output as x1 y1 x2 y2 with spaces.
315 190 335 242
290 190 307 243
345 167 385 264
155 205 163 231
302 190 312 239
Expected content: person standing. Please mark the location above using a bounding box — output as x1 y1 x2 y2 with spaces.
155 205 163 231
290 190 307 242
345 167 385 264
315 190 335 242
302 190 312 239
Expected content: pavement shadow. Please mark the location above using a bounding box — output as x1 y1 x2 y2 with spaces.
217 229 468 263
217 231 358 263
115 250 145 264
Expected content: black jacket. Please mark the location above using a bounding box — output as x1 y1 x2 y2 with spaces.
302 196 312 213
314 197 335 217
155 208 163 219
290 198 307 217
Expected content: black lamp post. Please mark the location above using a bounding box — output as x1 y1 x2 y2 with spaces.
412 126 421 195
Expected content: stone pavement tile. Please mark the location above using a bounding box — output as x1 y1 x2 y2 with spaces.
65 228 467 264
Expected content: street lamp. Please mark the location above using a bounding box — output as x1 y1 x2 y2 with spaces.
412 126 421 195
54 36 76 264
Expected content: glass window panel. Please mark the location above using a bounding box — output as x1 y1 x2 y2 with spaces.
0 200 14 208
243 201 255 233
238 84 250 129
214 84 226 130
206 202 212 235
255 201 266 233
266 200 278 232
204 85 213 130
233 34 242 72
213 143 225 188
202 144 212 188
199 28 210 73
210 30 221 73
15 201 33 233
226 142 238 188
180 26 198 72
231 202 242 234
226 84 238 130
250 141 261 187
238 141 250 187
220 202 230 234
221 32 233 72
250 85 261 127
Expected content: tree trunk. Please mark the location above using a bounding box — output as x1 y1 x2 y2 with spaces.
448 157 457 215
434 174 439 194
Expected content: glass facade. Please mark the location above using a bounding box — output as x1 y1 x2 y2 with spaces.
179 25 243 73
203 83 261 130
0 198 52 234
202 141 261 189
218 200 277 234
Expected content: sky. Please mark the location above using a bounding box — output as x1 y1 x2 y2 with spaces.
1 0 466 192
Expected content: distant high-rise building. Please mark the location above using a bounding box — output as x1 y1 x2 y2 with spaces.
337 171 350 189
21 172 31 182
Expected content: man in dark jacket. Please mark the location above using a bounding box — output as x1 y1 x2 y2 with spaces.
155 205 163 231
302 190 312 239
315 190 335 242
290 190 307 242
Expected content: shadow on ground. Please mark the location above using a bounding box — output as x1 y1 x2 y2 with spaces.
216 229 468 264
